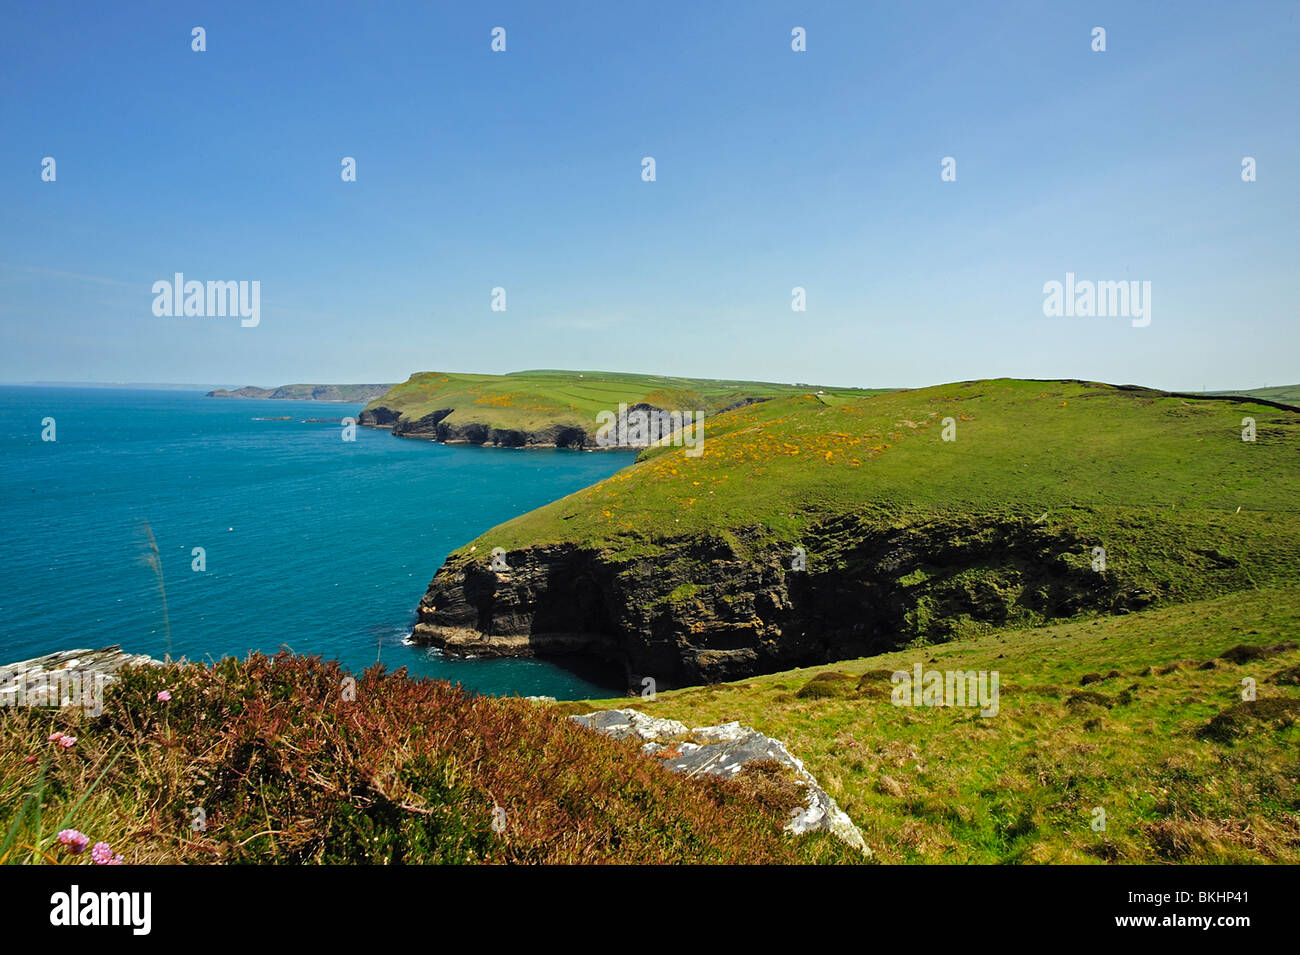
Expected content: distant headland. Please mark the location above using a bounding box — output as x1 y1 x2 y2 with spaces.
206 383 395 402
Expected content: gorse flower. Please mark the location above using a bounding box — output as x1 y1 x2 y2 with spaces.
57 829 90 853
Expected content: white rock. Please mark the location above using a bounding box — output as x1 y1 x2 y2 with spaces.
570 708 871 856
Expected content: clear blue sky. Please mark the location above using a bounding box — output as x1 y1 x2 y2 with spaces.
1 1 1296 391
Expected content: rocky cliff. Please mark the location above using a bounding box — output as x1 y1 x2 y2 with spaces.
359 399 734 449
359 403 601 448
411 512 1156 690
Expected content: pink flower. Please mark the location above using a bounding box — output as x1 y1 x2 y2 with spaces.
48 732 65 743
156 690 172 702
57 735 76 748
91 842 122 865
57 829 90 853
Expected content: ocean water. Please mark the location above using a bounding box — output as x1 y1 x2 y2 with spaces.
0 387 631 699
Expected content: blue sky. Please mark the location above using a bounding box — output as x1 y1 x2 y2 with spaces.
1 0 1296 391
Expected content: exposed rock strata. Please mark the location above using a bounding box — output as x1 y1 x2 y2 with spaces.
357 403 621 450
411 514 1157 688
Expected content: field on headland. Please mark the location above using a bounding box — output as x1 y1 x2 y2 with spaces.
477 378 1299 555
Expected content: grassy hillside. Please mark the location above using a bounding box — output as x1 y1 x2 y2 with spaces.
414 377 1299 685
561 584 1300 863
479 378 1299 556
0 654 855 865
360 368 883 440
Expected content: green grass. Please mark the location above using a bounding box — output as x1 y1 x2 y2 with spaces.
474 378 1299 545
564 584 1300 863
444 379 1299 616
361 368 885 435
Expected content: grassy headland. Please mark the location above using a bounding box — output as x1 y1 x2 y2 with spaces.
414 378 1299 686
358 368 884 447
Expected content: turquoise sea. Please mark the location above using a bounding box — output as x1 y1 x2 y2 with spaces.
0 387 630 698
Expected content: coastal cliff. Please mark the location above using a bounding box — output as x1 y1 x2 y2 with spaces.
412 513 1157 688
360 403 604 449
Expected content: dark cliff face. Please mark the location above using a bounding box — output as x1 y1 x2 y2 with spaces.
359 405 403 427
411 514 1156 690
360 401 682 450
361 405 595 446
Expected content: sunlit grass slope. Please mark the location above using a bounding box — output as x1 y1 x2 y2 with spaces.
456 379 1297 609
563 584 1300 864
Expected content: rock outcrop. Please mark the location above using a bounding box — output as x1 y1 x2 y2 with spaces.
0 646 161 708
359 400 719 450
358 403 595 449
570 708 869 855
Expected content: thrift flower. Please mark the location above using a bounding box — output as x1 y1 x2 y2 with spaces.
91 842 123 865
48 732 65 743
57 735 76 748
157 690 172 702
57 829 90 854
